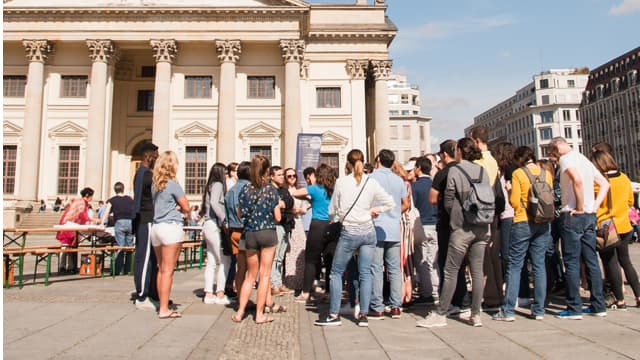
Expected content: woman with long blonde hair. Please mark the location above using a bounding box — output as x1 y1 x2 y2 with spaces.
150 151 190 319
315 149 395 327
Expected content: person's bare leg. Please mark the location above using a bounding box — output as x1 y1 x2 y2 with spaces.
157 243 182 317
256 246 276 323
235 251 258 320
235 251 247 298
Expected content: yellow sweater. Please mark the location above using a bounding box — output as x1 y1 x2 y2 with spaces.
474 151 499 186
510 164 554 223
595 172 634 234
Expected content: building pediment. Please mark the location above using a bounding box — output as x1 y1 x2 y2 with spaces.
322 130 348 147
4 0 309 8
3 121 22 137
48 121 87 138
175 121 216 139
239 122 280 139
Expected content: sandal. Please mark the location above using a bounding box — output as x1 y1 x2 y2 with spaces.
255 316 275 324
265 303 288 314
231 314 244 323
158 311 182 319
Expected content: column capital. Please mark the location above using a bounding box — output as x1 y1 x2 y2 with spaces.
280 39 305 63
346 59 369 80
215 40 241 63
22 39 53 62
150 39 177 63
370 59 393 81
87 39 117 63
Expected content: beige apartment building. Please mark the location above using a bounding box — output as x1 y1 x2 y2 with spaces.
387 74 431 163
580 47 640 181
3 0 397 220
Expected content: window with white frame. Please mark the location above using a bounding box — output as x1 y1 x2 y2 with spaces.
541 95 550 105
402 125 411 140
61 76 88 98
540 111 554 123
316 87 341 108
567 79 575 88
320 153 339 177
539 79 549 89
563 110 571 121
58 146 80 194
185 146 207 195
3 75 26 97
401 94 409 104
247 76 275 99
137 90 154 112
185 76 212 98
564 127 573 139
3 145 17 194
539 127 553 140
250 146 272 163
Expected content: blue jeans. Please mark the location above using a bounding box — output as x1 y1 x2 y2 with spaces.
347 256 360 307
371 241 402 311
270 225 289 288
329 227 376 315
502 221 549 316
114 219 133 275
560 213 605 313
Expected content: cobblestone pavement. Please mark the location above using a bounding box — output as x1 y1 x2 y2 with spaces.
4 238 640 359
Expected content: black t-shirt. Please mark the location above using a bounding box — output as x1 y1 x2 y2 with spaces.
108 195 134 222
432 161 459 224
134 166 154 223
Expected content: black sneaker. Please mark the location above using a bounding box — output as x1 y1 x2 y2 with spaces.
358 314 369 327
314 315 342 326
413 295 436 305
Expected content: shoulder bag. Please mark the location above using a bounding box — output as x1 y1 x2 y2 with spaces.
596 187 621 251
324 177 369 242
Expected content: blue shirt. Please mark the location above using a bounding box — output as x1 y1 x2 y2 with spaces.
152 180 185 224
239 183 280 232
307 184 331 221
369 167 407 242
412 176 438 225
225 179 249 228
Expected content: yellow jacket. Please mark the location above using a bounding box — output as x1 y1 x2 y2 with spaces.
595 171 634 234
510 164 553 223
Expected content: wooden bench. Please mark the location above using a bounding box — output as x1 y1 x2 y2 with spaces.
178 241 203 271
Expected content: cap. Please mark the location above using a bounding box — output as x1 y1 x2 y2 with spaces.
404 160 416 171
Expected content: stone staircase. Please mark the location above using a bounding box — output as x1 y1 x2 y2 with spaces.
18 211 62 229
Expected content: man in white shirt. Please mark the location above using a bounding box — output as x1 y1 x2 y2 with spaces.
549 137 610 319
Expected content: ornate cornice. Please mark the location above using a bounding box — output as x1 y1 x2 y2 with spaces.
86 39 116 63
370 59 392 81
215 40 241 63
22 39 53 62
280 39 305 63
150 39 177 63
346 59 368 80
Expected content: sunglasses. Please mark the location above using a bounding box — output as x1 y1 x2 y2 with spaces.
286 174 297 179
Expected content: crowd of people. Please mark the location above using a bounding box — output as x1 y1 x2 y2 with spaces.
54 127 640 326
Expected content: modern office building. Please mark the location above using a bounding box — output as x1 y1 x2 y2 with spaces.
469 69 588 159
387 73 431 163
3 0 397 221
580 47 640 181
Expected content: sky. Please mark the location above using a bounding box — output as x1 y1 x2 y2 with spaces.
311 0 640 151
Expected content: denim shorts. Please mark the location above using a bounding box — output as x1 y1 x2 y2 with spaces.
150 222 184 247
245 229 277 251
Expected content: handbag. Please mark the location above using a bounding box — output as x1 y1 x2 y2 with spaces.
596 188 621 251
323 177 369 242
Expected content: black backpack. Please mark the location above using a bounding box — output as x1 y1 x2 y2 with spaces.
455 165 495 225
521 166 555 223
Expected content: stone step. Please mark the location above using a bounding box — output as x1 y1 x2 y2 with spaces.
18 212 62 228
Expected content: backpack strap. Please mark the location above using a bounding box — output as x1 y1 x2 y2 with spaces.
521 165 545 197
455 164 483 184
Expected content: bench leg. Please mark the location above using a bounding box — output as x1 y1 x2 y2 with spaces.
18 254 24 288
199 245 204 269
44 254 52 286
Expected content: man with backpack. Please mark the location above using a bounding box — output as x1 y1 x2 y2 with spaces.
417 137 491 328
493 146 553 322
549 137 609 319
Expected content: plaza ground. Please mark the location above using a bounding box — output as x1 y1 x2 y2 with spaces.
4 236 640 359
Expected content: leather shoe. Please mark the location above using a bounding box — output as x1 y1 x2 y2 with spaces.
390 307 402 319
368 310 385 320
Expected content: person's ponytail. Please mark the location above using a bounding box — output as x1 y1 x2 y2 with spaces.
346 149 366 185
354 160 364 185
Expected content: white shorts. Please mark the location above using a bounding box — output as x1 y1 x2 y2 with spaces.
150 222 184 247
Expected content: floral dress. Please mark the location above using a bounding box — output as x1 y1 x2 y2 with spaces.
285 195 308 290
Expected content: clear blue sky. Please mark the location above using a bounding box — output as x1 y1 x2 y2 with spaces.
311 0 640 151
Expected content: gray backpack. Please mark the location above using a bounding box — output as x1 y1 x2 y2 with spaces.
521 166 555 223
455 165 495 225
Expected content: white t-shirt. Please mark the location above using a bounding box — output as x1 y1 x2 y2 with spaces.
558 150 599 213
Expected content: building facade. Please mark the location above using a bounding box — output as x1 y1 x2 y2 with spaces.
470 69 588 159
387 73 431 163
3 0 397 217
580 47 640 181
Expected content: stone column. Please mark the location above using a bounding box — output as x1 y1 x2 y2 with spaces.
215 40 241 164
280 39 305 167
371 59 392 153
86 40 116 200
346 60 369 157
19 40 53 204
150 39 177 151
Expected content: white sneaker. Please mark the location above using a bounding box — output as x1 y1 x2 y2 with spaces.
416 312 447 328
135 298 157 311
204 296 217 305
214 295 231 305
447 306 470 317
354 303 360 318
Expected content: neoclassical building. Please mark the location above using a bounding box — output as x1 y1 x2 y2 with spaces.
3 0 397 214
